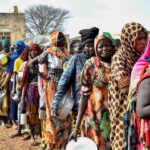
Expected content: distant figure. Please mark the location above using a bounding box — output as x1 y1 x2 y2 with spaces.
69 39 83 55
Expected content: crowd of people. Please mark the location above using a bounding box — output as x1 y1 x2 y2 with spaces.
0 22 149 150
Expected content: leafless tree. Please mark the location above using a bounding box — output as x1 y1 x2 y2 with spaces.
25 5 70 37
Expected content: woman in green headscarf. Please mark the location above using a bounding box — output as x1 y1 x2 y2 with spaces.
69 32 115 149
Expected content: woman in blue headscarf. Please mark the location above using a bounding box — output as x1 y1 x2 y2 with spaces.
0 40 26 128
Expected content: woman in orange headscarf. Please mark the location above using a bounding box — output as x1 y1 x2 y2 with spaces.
28 31 71 149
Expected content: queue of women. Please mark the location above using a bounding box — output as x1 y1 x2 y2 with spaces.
0 22 150 150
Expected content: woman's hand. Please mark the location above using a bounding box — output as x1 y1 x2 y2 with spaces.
51 106 59 117
68 130 78 142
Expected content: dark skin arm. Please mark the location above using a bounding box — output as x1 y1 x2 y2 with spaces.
28 57 38 69
28 57 47 79
12 72 17 94
137 78 150 118
0 73 12 89
20 83 28 107
68 95 89 141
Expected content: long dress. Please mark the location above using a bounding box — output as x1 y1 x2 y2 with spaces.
38 48 71 149
22 61 41 135
108 22 147 150
80 57 111 150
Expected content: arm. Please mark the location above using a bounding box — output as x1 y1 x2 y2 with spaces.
12 72 17 94
52 55 76 111
1 73 12 89
68 59 93 141
68 95 89 141
28 57 38 68
20 83 28 106
137 78 150 118
75 95 88 130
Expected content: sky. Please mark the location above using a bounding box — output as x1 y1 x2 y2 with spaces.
1 0 150 38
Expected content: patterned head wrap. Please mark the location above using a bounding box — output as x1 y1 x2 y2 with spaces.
20 46 30 61
121 22 148 52
48 31 70 61
30 43 43 56
95 32 114 58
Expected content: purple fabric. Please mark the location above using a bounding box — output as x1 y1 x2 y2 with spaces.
25 85 39 113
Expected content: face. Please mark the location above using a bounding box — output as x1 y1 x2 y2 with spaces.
57 34 67 48
134 31 148 53
70 42 83 54
97 39 113 60
30 49 39 58
84 42 95 57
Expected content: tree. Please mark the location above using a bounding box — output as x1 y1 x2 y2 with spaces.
25 5 70 37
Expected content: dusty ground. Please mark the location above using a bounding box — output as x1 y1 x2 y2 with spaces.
0 127 40 150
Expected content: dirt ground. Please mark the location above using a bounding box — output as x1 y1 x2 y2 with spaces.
0 127 40 150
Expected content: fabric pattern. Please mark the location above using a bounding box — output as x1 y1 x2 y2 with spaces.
0 67 8 116
81 57 111 149
125 39 150 150
25 84 41 134
40 31 72 149
108 22 148 150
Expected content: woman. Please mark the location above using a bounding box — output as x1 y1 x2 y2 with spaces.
69 33 115 149
137 63 150 150
28 31 71 150
1 41 26 128
126 38 150 150
10 47 30 138
108 22 148 150
69 39 83 55
52 27 99 134
21 43 42 146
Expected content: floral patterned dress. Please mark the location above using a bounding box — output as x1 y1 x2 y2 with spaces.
80 57 111 150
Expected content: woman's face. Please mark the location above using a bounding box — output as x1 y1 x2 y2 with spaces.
135 31 148 53
84 41 95 57
97 39 113 60
70 42 82 54
57 34 67 48
30 49 38 58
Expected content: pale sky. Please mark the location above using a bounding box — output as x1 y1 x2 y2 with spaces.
1 0 150 38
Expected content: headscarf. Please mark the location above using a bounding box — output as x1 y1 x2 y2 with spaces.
125 23 148 94
95 32 114 60
48 31 70 62
131 38 150 80
79 27 99 46
7 41 26 73
20 46 30 61
121 22 147 53
30 43 43 56
21 44 42 86
13 41 26 58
